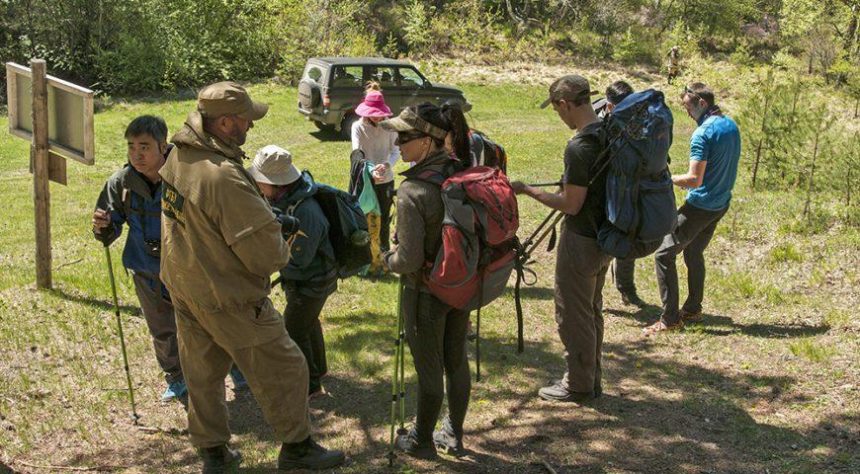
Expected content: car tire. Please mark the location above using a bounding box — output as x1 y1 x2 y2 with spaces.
340 113 358 140
298 80 321 109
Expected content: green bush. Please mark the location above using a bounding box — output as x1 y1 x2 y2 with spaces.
612 27 660 65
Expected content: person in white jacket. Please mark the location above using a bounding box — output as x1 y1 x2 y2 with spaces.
351 83 400 272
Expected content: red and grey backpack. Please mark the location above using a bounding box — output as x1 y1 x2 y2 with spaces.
416 165 519 311
415 163 519 381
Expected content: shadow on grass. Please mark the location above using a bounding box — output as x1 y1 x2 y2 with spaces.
462 338 858 473
221 315 561 472
309 128 347 142
0 460 22 473
691 314 831 338
605 301 662 324
604 307 832 339
48 287 141 315
514 285 555 301
54 308 854 473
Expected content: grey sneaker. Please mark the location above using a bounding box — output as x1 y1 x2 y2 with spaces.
200 445 242 474
396 428 437 459
538 382 595 403
278 437 345 471
432 417 465 456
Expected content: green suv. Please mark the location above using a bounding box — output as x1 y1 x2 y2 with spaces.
297 57 471 138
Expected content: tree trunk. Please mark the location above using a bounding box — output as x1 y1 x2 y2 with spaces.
855 96 859 118
803 115 824 219
845 3 859 58
751 92 772 190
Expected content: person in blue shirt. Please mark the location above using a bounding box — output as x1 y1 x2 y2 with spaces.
92 116 247 401
644 82 741 335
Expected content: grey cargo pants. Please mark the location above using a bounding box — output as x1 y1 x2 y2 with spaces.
655 202 728 326
554 222 612 393
132 273 182 384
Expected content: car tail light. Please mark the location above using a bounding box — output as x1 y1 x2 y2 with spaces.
323 94 330 108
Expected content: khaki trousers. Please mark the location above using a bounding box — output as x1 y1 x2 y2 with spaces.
131 273 182 384
554 222 612 393
173 297 311 448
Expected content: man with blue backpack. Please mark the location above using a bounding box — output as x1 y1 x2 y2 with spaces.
600 80 647 307
512 75 612 404
643 82 741 335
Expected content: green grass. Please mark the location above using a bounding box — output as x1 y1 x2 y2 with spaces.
1 75 859 473
789 339 837 363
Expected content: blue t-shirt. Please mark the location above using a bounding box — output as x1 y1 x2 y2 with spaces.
686 113 741 211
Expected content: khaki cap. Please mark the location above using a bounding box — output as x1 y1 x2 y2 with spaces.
197 81 269 120
380 106 448 141
247 145 300 186
540 75 596 109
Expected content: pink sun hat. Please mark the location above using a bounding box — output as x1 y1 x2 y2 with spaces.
355 91 392 118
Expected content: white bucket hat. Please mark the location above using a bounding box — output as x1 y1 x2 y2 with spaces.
247 145 300 185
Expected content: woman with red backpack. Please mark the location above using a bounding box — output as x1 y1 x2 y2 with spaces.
380 103 473 458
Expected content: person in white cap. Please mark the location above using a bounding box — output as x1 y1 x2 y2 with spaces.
247 145 338 400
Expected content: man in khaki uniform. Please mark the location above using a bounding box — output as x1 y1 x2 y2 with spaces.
160 81 344 472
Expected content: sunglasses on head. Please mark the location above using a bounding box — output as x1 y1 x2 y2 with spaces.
683 86 703 102
396 131 426 146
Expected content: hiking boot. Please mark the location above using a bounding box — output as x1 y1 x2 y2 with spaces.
680 309 703 323
620 291 646 307
229 366 249 391
433 417 465 456
199 445 242 474
538 382 594 403
278 437 345 470
161 380 188 402
396 428 437 459
642 320 684 336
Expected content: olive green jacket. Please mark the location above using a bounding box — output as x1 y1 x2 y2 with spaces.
159 111 291 346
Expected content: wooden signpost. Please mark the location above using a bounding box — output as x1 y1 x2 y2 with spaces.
6 59 95 289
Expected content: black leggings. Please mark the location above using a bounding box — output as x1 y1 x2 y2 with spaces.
373 181 394 251
402 285 471 441
283 285 329 393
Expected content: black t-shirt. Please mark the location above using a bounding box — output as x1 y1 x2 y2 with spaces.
562 121 606 238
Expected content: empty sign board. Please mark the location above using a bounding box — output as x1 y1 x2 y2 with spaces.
6 62 95 165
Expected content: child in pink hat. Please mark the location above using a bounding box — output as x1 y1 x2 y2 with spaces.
351 83 400 273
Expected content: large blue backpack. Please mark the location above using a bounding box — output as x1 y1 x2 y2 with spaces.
594 89 677 259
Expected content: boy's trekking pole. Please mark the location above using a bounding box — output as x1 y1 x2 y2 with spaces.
104 244 140 425
387 280 407 466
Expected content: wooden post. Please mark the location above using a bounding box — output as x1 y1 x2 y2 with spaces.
31 59 51 289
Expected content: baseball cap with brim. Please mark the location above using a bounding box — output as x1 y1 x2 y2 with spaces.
198 81 269 120
380 107 448 141
539 74 597 109
247 145 300 186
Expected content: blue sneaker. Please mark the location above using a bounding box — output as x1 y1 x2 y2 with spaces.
161 380 187 402
229 366 249 391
